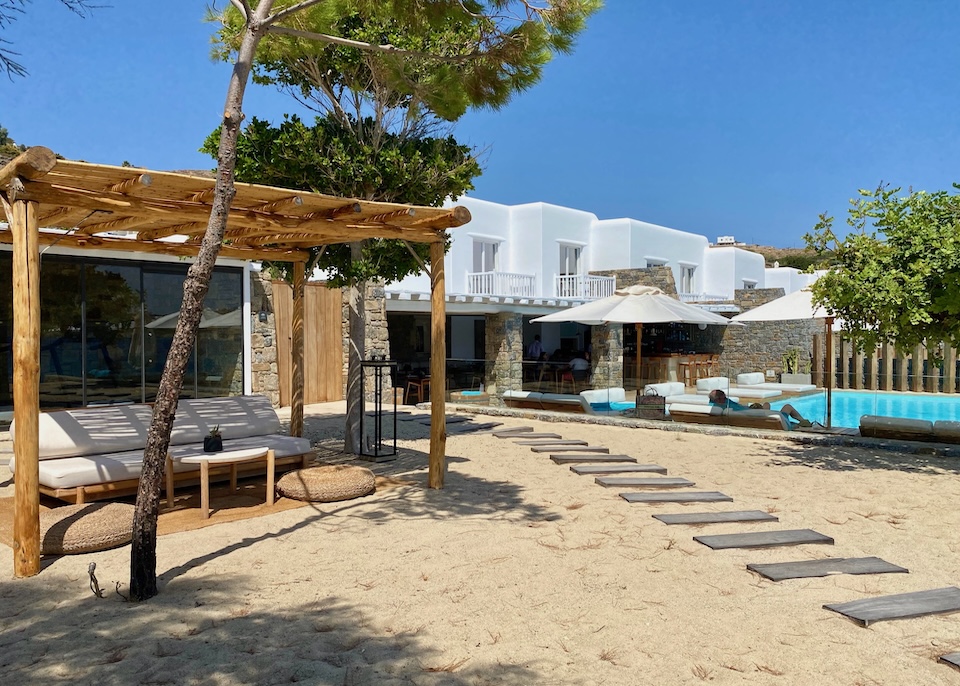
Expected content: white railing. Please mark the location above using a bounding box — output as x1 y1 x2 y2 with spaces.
466 271 536 297
554 274 616 300
679 292 729 302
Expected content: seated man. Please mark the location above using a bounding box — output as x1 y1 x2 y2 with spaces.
708 389 812 428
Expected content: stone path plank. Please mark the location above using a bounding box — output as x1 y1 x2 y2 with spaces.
533 445 609 454
414 415 469 425
653 511 778 525
493 427 534 437
824 587 960 627
447 421 503 435
595 476 694 488
570 464 667 475
694 529 834 550
551 454 636 464
514 439 587 446
747 557 908 582
938 652 960 671
621 491 732 504
503 433 563 440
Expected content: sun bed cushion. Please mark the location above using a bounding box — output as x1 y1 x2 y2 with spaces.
933 421 960 443
738 382 817 393
737 372 766 386
669 403 790 430
665 394 740 406
540 393 595 413
860 415 935 442
580 388 627 404
726 387 782 399
695 377 730 393
644 382 685 397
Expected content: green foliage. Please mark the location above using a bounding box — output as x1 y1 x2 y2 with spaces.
211 0 601 120
805 184 960 353
201 113 478 285
0 124 26 157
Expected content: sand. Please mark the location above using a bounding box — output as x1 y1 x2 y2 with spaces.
2 402 960 685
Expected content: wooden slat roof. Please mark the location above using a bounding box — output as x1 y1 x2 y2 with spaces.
0 149 471 261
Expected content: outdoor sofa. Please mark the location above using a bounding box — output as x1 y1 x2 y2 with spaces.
643 382 740 407
9 395 313 504
501 389 609 414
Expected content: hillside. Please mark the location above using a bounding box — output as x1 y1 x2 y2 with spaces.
743 244 832 269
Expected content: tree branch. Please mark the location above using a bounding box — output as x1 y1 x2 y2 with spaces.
264 0 327 27
402 240 430 278
266 25 481 62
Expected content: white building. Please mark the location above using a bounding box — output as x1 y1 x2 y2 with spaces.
386 197 815 362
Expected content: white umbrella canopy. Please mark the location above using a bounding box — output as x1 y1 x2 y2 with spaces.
732 287 838 427
531 285 736 326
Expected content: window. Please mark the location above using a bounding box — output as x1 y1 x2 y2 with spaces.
645 259 667 268
742 279 757 290
681 266 696 293
559 244 581 276
472 240 498 273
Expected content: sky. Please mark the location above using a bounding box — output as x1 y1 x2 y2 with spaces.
2 1 958 249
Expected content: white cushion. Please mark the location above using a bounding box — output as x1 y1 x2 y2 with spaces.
665 394 740 406
172 395 281 444
16 404 155 460
668 403 723 416
644 382 684 397
502 390 540 400
736 372 766 386
727 387 782 399
580 388 626 404
695 377 729 393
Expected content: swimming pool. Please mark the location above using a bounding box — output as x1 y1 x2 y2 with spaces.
770 390 960 428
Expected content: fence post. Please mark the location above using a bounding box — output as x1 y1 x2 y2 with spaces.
911 343 925 392
881 342 894 391
946 345 958 394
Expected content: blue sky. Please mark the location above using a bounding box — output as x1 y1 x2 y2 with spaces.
2 1 957 248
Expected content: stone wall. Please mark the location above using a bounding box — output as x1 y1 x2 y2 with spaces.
590 325 623 389
590 266 677 294
720 288 820 380
485 312 523 404
250 271 280 406
340 280 393 400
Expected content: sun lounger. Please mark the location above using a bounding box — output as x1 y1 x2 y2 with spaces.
643 382 739 406
860 415 935 442
735 372 816 394
668 403 790 431
501 390 596 414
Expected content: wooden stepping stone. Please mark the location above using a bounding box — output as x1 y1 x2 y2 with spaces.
694 529 834 550
533 445 609 453
621 491 732 504
505 432 563 440
747 557 908 582
824 587 960 627
595 476 694 488
551 454 636 464
514 438 587 446
938 652 960 671
447 421 503 435
653 511 778 525
570 464 667 475
493 427 535 437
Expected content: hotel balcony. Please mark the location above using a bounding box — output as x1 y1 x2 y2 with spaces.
555 274 616 300
466 271 537 298
679 292 729 303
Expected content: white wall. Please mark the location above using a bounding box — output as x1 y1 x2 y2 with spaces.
702 247 766 299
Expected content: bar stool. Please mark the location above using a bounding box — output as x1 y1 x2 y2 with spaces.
677 357 697 387
558 370 576 394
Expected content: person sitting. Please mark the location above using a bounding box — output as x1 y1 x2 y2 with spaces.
526 335 543 360
568 351 591 387
708 389 812 428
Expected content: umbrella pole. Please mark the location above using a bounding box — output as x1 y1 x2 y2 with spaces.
636 323 642 390
825 317 834 428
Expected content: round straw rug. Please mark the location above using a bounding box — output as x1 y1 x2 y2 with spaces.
276 465 376 503
40 502 135 555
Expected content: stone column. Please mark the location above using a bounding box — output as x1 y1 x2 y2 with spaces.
590 324 623 389
250 271 280 406
485 312 523 405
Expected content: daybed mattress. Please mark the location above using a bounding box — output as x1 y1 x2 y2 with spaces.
723 387 783 399
16 435 312 490
665 394 740 406
740 382 816 393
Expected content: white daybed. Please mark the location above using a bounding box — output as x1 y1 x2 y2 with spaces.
695 376 782 399
9 395 313 504
643 382 740 407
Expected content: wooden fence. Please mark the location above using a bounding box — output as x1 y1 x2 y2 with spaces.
812 334 960 393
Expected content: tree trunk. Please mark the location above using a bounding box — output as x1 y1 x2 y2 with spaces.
129 5 271 601
344 240 365 454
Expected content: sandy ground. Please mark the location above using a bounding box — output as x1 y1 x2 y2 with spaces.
2 402 960 685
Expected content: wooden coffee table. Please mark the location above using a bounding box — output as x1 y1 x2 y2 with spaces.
178 447 276 519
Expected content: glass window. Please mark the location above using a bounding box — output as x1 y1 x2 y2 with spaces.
559 245 581 276
39 259 83 408
84 263 142 406
681 266 696 293
197 269 243 398
472 240 498 272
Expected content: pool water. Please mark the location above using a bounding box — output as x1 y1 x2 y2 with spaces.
770 390 960 429
590 401 637 414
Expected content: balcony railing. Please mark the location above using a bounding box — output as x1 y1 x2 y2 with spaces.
554 274 616 300
466 271 536 298
679 292 729 303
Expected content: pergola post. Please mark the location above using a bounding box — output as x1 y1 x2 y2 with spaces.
290 262 305 437
428 239 447 489
11 199 41 577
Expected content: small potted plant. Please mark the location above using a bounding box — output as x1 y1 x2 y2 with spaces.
204 425 223 453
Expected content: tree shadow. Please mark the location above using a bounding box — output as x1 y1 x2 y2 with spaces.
0 574 541 684
764 440 960 475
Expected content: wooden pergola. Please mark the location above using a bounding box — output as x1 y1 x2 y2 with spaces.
0 147 470 577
